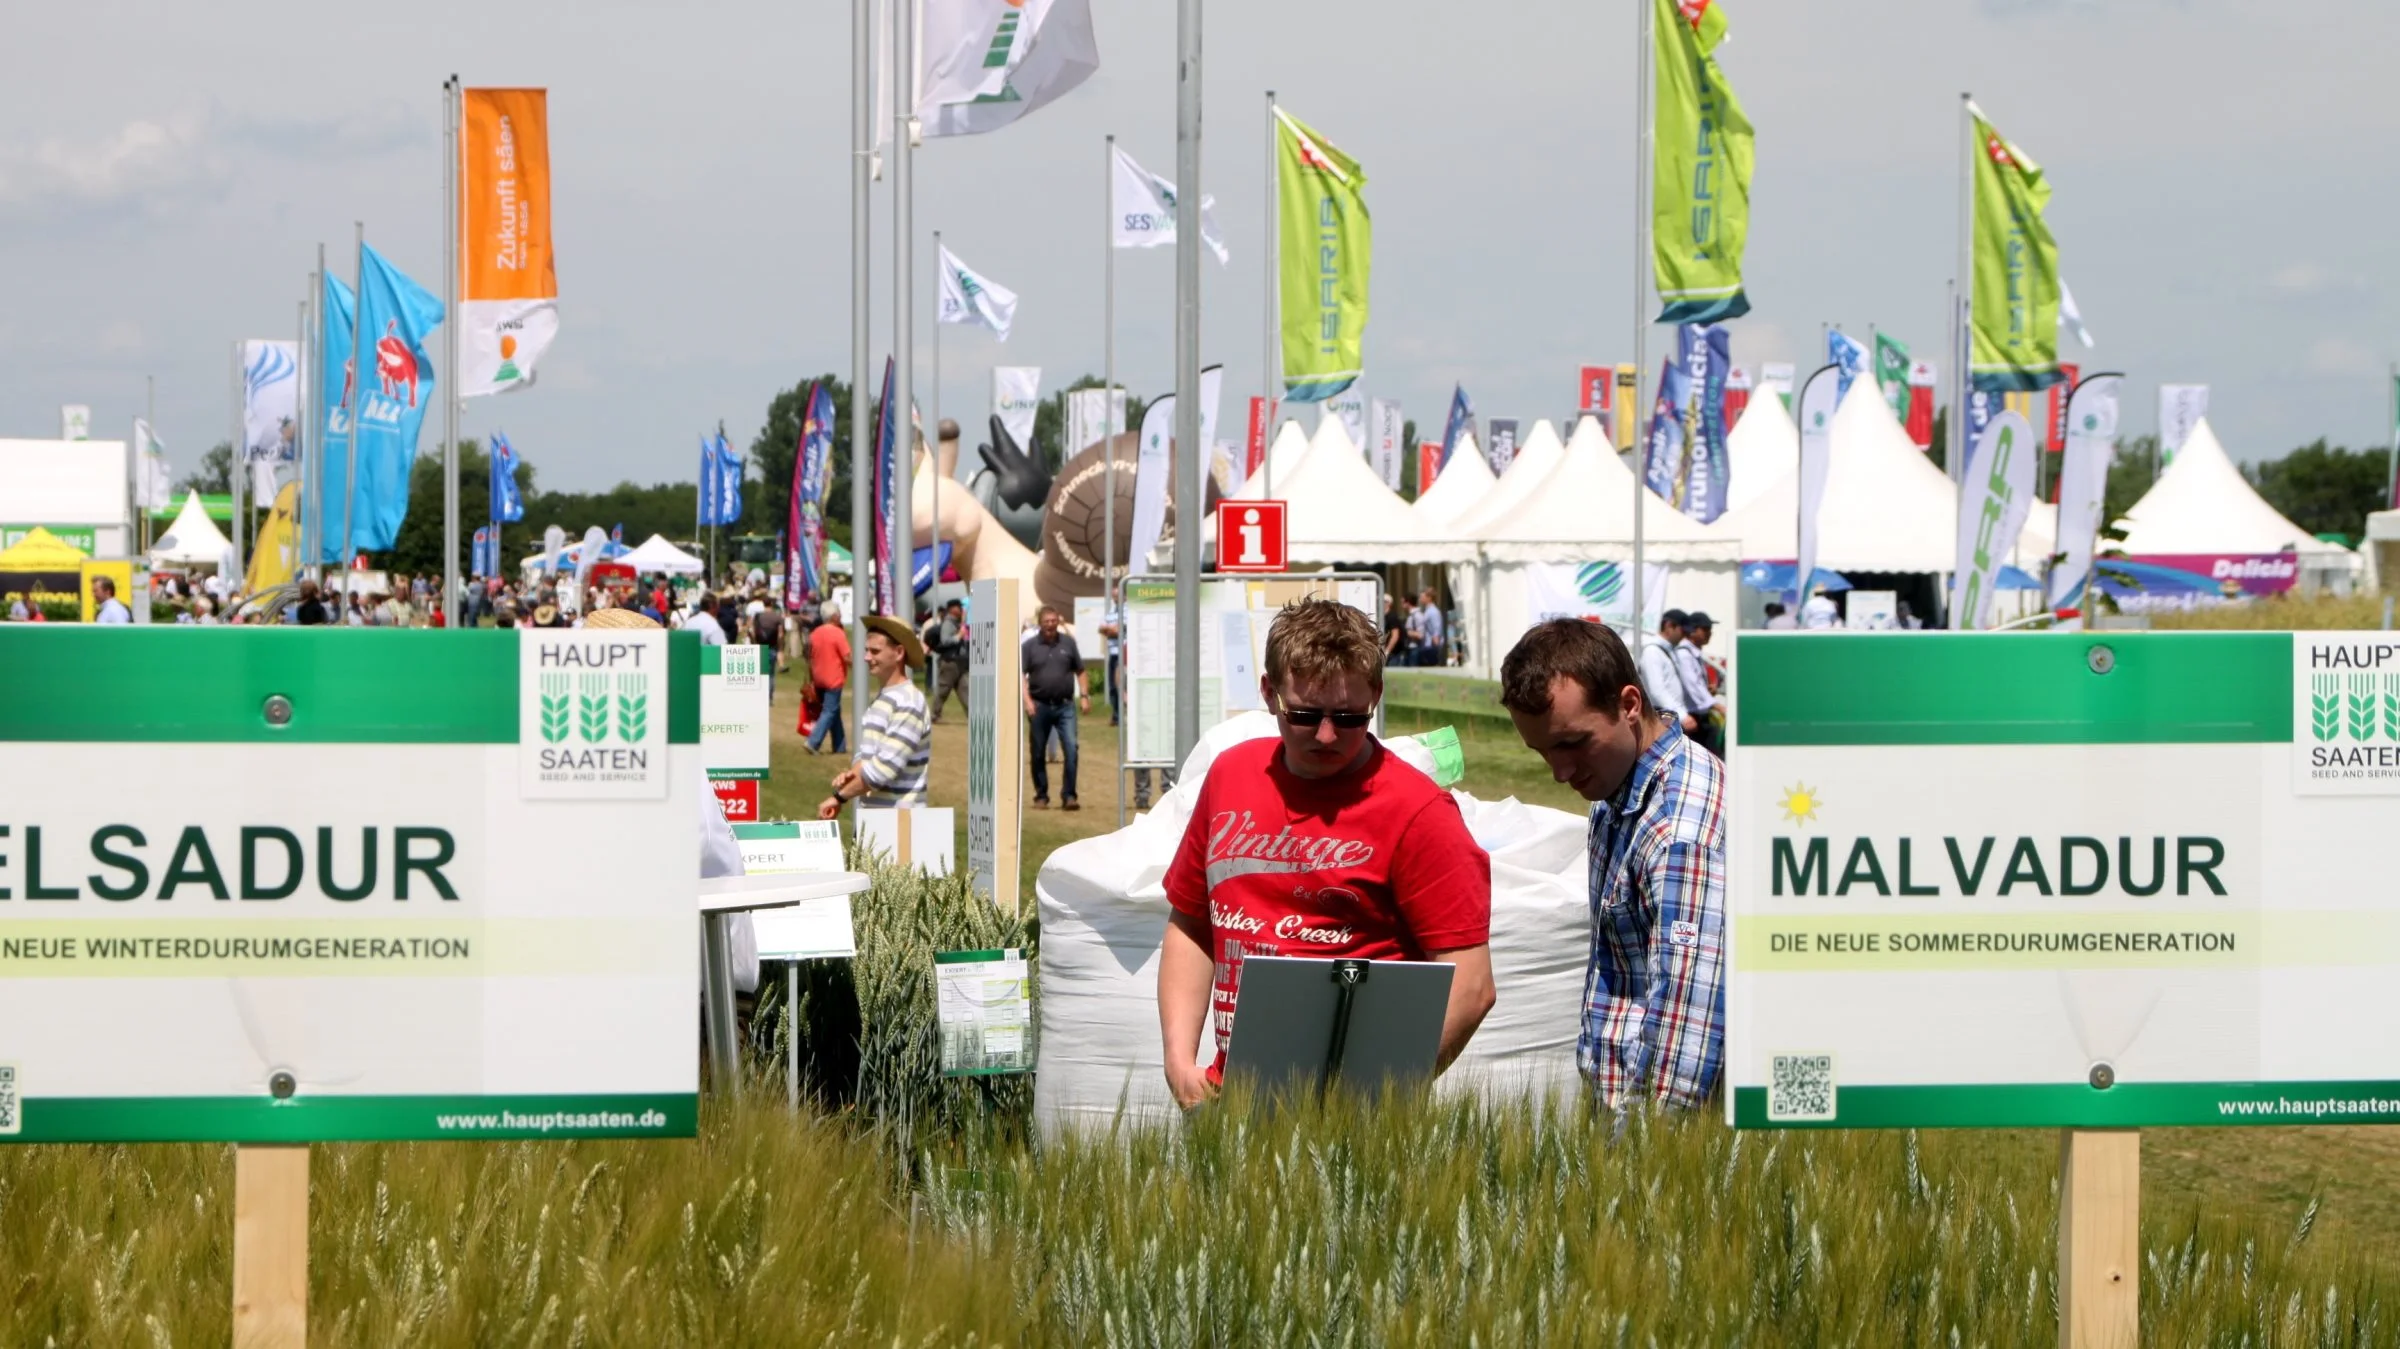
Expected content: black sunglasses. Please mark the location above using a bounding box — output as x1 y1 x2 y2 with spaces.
1280 706 1373 730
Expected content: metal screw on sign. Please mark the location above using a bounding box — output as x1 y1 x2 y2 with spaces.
262 695 294 727
2088 1062 2115 1091
2086 645 2116 676
268 1070 298 1100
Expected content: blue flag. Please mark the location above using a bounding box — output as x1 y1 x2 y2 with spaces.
1438 385 1475 469
315 270 358 564
791 382 836 609
713 434 743 526
345 244 444 553
697 435 720 527
1683 324 1733 522
489 432 525 523
471 526 491 579
1642 336 1696 503
1827 328 1870 403
871 357 898 615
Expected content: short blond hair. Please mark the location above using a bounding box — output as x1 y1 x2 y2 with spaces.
1263 598 1384 696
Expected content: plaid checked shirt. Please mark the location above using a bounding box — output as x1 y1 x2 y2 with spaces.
1580 720 1728 1110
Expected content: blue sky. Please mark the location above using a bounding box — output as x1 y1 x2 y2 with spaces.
0 0 2392 490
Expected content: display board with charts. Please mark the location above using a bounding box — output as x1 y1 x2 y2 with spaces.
1118 573 1382 767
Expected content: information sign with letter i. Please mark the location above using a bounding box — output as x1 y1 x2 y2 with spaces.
1216 498 1287 573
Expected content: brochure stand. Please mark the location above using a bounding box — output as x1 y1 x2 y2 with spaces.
1224 956 1453 1097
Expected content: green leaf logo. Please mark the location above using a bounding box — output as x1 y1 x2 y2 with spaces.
579 674 612 743
617 673 649 742
2350 674 2378 741
2386 674 2400 743
540 673 572 744
2312 675 2342 742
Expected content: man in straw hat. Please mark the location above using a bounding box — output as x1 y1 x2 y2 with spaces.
817 613 932 820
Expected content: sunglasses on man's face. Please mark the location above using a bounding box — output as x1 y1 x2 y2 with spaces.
1280 706 1374 730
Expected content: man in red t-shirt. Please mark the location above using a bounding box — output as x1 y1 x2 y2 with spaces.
1160 599 1495 1108
803 606 853 753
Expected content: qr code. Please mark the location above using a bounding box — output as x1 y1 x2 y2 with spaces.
0 1065 17 1135
1768 1054 1835 1122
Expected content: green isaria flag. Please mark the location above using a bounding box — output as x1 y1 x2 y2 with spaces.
1969 106 2063 393
1652 0 1753 324
1276 108 1371 403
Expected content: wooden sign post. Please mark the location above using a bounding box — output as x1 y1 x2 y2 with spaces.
232 1144 309 1347
2058 1130 2139 1349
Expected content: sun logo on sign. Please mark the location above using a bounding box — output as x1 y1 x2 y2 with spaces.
1779 783 1822 827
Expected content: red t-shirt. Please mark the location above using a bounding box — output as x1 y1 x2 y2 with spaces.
1165 737 1491 1077
807 623 851 689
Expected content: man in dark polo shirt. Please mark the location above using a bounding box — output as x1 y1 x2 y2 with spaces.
1020 605 1090 810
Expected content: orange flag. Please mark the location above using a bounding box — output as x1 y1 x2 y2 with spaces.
459 88 558 397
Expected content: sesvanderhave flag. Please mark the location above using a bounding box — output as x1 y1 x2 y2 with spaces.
1874 332 1911 423
1276 108 1371 404
1969 104 2063 393
1652 0 1754 324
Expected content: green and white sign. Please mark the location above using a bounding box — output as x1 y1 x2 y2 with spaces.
1731 632 2400 1131
1 524 98 554
698 643 770 781
0 628 703 1143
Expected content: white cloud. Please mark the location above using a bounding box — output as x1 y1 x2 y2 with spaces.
2303 336 2381 378
0 111 229 221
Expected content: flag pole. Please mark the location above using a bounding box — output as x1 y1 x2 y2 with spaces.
312 244 326 586
1952 92 1972 492
932 226 943 597
442 76 462 631
850 0 872 740
341 221 364 599
1262 91 1277 498
230 341 246 580
1629 0 1652 642
1171 0 1203 764
891 0 915 623
2387 359 2397 512
1104 132 1123 826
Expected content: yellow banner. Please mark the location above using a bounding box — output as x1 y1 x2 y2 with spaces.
246 481 300 594
459 88 558 397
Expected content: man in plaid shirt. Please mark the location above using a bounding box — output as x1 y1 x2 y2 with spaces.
1500 619 1727 1109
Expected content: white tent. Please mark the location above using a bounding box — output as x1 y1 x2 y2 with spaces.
1714 381 1960 572
1469 417 1734 563
1723 393 1798 515
1447 420 1572 536
147 490 234 567
1228 420 1313 500
2113 418 2357 597
620 533 706 576
1409 430 1496 529
1254 421 1431 565
1450 417 1741 676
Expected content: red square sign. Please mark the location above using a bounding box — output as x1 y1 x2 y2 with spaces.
1216 499 1288 573
709 776 760 823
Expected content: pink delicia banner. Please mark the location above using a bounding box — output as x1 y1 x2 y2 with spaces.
2128 552 2300 599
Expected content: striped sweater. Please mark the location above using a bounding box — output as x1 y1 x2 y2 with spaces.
856 678 932 807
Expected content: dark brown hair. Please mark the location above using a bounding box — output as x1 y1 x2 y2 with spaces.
1264 598 1385 695
1499 619 1651 720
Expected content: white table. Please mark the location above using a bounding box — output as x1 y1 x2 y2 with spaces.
697 872 872 1097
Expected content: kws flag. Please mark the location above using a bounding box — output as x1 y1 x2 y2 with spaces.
1652 0 1753 324
1275 108 1371 403
340 243 444 556
937 244 1018 341
1111 144 1228 264
1969 105 2063 393
459 89 559 396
